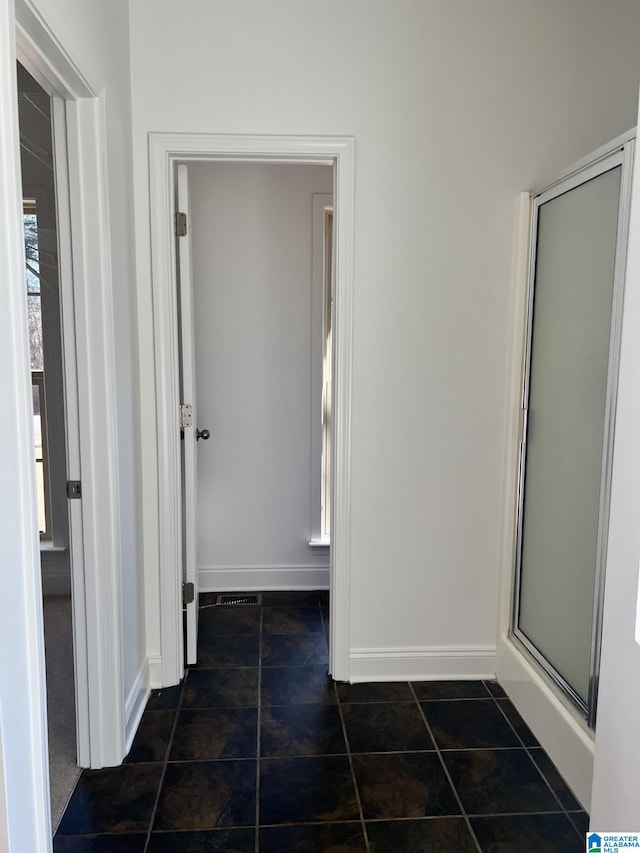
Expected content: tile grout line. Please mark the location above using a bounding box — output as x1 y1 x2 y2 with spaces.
335 680 371 853
409 683 483 853
142 667 187 853
490 689 585 840
255 604 264 853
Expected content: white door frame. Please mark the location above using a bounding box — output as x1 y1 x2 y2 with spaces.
149 133 356 685
14 0 125 769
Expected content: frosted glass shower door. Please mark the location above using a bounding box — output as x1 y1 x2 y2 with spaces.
515 163 623 712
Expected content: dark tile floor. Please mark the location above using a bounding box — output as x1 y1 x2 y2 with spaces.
54 591 589 851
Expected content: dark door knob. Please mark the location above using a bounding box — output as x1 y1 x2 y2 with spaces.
196 428 210 441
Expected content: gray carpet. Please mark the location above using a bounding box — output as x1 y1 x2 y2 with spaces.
42 595 81 833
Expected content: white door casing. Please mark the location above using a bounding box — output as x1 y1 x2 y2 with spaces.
15 0 125 770
149 133 356 686
176 164 199 665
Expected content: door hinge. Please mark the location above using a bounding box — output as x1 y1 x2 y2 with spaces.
66 480 82 499
175 211 187 237
180 403 193 428
183 581 195 606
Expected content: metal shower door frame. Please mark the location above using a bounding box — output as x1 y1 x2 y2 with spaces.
511 131 635 728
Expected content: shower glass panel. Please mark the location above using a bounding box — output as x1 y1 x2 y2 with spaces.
515 162 623 716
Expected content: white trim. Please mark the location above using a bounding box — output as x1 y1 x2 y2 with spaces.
498 636 593 812
41 549 72 596
149 133 355 686
0 704 9 853
67 94 124 767
124 659 150 755
148 656 164 690
16 0 125 768
348 646 497 683
496 191 531 641
0 2 51 845
199 566 330 592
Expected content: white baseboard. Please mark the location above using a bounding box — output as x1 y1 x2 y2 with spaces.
124 658 150 755
41 548 71 596
148 656 164 690
199 565 330 592
497 636 594 812
348 645 497 682
41 570 71 596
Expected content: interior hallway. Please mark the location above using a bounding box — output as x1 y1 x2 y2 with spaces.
53 592 588 851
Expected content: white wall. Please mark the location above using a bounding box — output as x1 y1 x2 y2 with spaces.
189 163 332 590
590 102 640 826
130 0 640 679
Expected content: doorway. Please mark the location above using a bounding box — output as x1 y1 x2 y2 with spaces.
185 161 333 593
149 133 356 687
14 0 127 778
16 60 80 831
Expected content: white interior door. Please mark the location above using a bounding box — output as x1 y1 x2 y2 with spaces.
177 163 199 664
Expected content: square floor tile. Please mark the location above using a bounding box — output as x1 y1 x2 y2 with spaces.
262 591 321 607
471 813 584 851
443 749 560 815
529 748 581 810
182 667 258 708
154 760 256 830
261 665 336 705
569 812 589 834
125 710 175 763
422 698 520 749
336 682 414 703
197 592 219 607
259 756 359 824
262 606 324 634
198 606 261 635
353 752 460 820
341 702 434 753
367 817 477 853
262 633 328 666
169 708 257 761
196 634 259 669
412 680 491 701
54 836 147 852
260 704 346 757
147 828 256 852
146 683 183 711
57 764 163 834
484 680 507 698
259 823 366 851
496 698 540 747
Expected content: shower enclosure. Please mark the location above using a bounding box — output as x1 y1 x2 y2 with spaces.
512 134 634 727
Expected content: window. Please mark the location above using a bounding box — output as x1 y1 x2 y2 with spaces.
24 200 52 539
310 193 333 546
321 209 333 540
